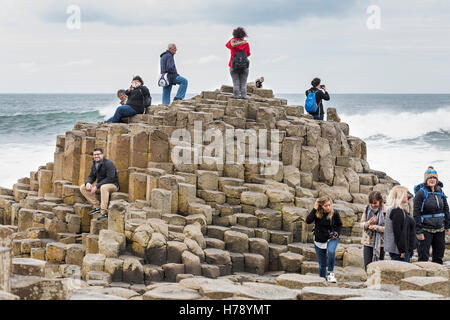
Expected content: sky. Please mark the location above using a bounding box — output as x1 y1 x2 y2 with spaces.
1 0 449 94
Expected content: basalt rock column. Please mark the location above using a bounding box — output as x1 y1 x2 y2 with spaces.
0 227 13 292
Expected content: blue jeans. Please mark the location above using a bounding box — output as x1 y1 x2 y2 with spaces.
162 75 188 104
314 238 339 278
106 105 137 123
389 252 407 262
313 114 324 120
405 250 414 263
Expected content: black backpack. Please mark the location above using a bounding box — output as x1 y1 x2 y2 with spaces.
139 87 152 111
232 50 249 71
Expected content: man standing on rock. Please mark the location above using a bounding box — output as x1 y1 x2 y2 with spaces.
80 148 120 220
160 43 188 104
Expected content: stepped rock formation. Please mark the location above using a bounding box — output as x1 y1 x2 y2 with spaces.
1 84 449 300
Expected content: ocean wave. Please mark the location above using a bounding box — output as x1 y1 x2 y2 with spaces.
0 110 101 118
342 107 450 141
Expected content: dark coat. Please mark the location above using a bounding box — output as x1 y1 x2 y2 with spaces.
413 182 449 233
125 85 151 114
86 158 120 190
305 87 330 116
306 209 343 243
160 50 179 84
389 208 416 254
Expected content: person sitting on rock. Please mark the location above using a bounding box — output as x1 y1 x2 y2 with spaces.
104 76 151 123
80 148 120 220
160 43 189 104
384 186 415 262
117 89 127 106
305 78 330 121
414 166 449 264
306 197 342 283
255 76 264 88
361 191 386 270
226 27 251 99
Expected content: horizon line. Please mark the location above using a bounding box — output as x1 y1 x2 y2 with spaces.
1 92 450 95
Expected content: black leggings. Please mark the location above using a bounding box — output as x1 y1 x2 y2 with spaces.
363 245 385 270
418 231 445 264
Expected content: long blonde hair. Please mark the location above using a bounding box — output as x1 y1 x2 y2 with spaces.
316 196 334 220
386 186 408 209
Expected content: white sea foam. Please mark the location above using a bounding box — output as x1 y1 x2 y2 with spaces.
340 106 450 191
98 102 117 120
363 139 450 192
341 107 450 140
0 143 55 188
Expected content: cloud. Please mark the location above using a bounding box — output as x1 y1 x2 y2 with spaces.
197 55 220 65
18 62 41 73
38 0 361 27
63 59 94 67
262 55 290 64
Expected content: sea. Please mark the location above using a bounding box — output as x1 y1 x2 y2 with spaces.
1 93 449 192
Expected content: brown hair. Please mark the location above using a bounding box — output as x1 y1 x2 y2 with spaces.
233 27 247 39
316 196 334 220
368 191 383 205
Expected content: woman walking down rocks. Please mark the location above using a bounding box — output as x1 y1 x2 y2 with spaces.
361 191 385 270
384 186 415 262
226 27 251 99
413 166 450 264
306 197 343 282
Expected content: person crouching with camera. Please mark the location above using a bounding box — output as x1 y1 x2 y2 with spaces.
306 196 343 283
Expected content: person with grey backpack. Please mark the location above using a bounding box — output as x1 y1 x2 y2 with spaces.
226 27 251 99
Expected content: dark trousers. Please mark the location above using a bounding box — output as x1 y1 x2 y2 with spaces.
418 231 445 264
313 114 324 120
363 245 385 270
389 252 406 262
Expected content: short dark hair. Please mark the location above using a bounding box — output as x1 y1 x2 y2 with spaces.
133 75 144 85
93 148 103 154
369 191 383 205
117 89 126 96
311 78 321 87
233 27 247 39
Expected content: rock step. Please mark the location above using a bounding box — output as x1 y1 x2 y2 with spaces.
206 225 294 246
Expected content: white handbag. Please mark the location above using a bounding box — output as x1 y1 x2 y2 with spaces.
158 73 170 87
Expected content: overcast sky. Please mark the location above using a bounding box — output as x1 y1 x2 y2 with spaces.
1 0 449 94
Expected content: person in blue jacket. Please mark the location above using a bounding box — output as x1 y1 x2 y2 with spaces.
413 166 450 264
160 43 188 104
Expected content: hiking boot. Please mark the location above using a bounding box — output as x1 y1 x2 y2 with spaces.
173 97 182 101
327 272 337 283
97 212 108 221
88 208 101 216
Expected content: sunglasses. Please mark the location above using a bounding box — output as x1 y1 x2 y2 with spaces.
427 170 437 174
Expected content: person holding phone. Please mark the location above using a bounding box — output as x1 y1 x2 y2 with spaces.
104 76 151 123
361 191 386 270
305 78 330 120
306 196 343 282
226 27 251 99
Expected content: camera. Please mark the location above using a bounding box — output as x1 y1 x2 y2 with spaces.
329 231 339 239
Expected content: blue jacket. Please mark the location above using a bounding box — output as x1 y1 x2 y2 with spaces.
160 50 179 84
